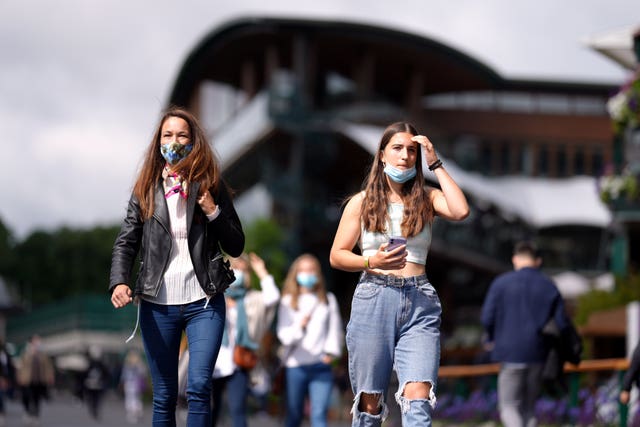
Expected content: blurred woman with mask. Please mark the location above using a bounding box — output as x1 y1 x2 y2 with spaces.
276 254 344 427
210 252 280 427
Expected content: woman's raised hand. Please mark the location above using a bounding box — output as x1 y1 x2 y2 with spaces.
411 135 438 165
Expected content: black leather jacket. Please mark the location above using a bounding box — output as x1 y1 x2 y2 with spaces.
109 180 244 298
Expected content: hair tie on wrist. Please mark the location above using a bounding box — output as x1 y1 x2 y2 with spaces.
364 256 370 269
428 159 443 171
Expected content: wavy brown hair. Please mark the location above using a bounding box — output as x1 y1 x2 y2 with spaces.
360 122 434 237
281 254 328 311
132 107 220 219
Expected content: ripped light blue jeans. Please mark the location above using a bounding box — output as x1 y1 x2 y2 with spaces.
346 273 441 427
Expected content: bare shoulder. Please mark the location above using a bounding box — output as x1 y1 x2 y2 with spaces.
344 191 365 213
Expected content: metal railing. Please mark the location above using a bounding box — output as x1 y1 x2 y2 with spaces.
438 359 631 426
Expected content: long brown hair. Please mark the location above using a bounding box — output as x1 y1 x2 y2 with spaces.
132 107 220 219
360 122 433 237
281 254 328 311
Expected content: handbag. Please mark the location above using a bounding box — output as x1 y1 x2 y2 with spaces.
270 343 298 396
233 345 258 370
203 250 235 295
271 363 286 396
271 344 295 396
541 313 582 394
542 314 582 366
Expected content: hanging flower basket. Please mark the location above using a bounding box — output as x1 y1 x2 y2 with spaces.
607 70 640 135
598 168 639 207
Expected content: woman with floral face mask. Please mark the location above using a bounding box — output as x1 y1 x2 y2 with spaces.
276 254 344 427
109 107 244 427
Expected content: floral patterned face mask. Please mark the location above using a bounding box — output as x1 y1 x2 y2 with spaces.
160 142 193 165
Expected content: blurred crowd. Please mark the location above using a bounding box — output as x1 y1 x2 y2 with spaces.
0 335 151 426
0 250 352 427
4 243 640 427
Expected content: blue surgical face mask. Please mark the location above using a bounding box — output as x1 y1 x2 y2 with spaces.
160 142 193 165
296 272 318 289
383 164 417 183
225 269 246 299
229 270 245 288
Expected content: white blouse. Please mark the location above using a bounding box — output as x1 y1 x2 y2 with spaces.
277 292 344 368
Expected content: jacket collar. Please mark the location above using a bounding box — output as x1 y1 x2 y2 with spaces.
153 178 202 232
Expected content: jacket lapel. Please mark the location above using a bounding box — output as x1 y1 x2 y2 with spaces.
186 181 201 234
153 181 171 232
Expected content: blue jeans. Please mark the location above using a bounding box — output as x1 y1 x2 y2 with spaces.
346 273 441 427
211 369 249 427
140 296 225 427
285 362 334 427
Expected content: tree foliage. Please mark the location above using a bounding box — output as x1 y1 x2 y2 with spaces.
0 218 15 277
9 226 120 307
1 216 289 308
574 273 640 326
242 217 288 286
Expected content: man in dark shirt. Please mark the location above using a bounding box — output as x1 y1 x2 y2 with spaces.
481 241 568 427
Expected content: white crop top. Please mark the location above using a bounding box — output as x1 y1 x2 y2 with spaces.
359 203 431 265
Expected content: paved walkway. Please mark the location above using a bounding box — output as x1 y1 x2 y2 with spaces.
0 390 354 427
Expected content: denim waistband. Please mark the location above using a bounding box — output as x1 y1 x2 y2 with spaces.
360 272 428 288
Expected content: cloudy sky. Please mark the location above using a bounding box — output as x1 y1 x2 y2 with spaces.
1 0 637 239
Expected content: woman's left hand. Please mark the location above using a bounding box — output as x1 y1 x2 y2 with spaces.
322 354 335 365
411 135 438 165
197 190 218 216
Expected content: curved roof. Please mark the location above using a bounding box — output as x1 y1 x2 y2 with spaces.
169 16 506 107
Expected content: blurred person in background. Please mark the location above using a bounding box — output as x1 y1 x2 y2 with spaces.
121 349 149 424
277 254 344 427
621 340 640 406
82 345 111 421
17 335 54 426
211 252 280 427
481 241 572 427
0 340 15 426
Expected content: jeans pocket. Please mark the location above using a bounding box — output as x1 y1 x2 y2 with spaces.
353 282 380 300
417 283 441 304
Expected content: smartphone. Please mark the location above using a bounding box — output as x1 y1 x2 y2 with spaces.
387 236 407 253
